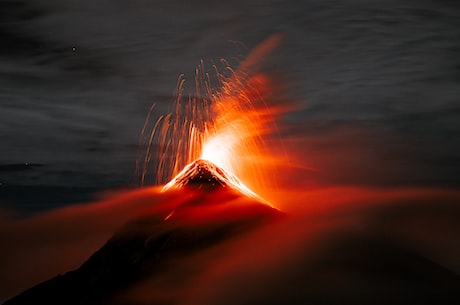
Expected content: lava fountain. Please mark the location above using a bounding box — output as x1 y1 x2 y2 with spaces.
137 34 287 203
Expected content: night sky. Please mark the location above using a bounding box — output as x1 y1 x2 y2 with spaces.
1 0 460 213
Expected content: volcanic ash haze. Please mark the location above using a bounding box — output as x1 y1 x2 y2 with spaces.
3 168 460 305
3 160 282 305
2 183 460 304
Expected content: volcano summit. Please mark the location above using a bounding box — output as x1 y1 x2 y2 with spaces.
162 158 267 202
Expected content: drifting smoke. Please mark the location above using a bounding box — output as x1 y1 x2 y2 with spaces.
1 187 460 304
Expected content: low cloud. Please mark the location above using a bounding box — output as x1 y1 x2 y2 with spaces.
4 186 456 304
0 186 184 300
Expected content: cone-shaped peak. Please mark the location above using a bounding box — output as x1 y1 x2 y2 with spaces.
163 159 232 190
161 159 264 201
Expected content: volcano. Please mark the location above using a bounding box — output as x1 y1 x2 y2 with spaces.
163 159 241 190
5 160 282 305
162 159 267 202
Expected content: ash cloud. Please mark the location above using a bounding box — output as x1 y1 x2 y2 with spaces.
2 187 460 304
172 188 460 305
0 187 179 300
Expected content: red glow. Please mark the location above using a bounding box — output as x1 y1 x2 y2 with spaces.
137 35 288 204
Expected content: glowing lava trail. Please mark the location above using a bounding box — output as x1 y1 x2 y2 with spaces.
137 35 285 201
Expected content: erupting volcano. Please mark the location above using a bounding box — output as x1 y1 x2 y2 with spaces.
162 158 266 203
137 34 286 203
4 32 460 305
163 159 240 191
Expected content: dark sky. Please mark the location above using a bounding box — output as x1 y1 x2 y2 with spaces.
1 0 460 213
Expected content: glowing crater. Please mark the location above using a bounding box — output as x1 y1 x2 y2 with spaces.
162 158 264 202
